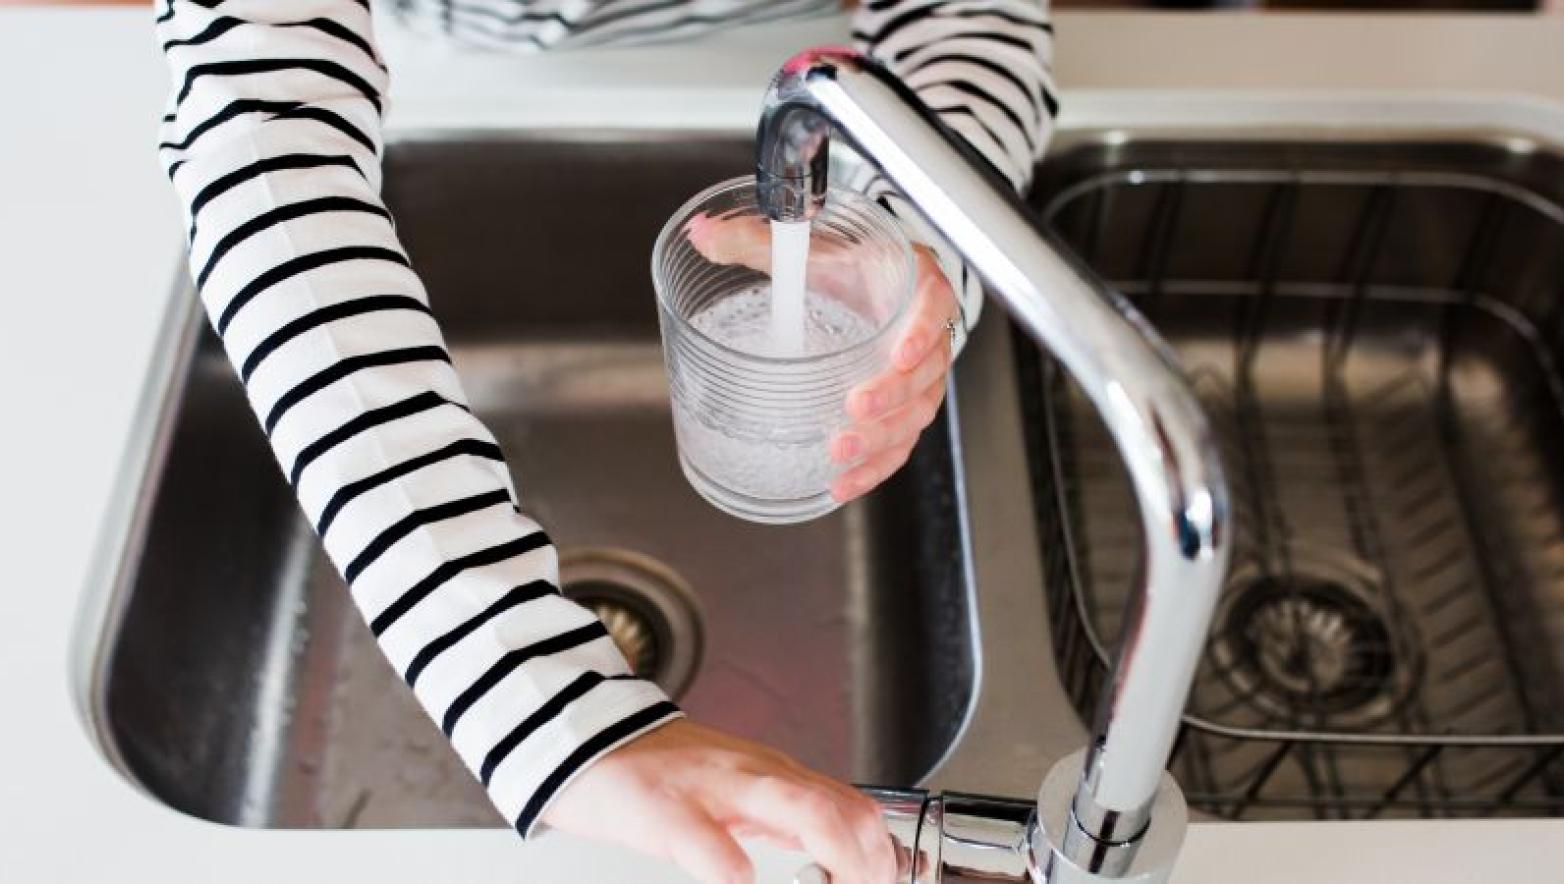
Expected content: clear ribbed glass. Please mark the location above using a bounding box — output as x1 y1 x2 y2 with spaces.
651 177 915 524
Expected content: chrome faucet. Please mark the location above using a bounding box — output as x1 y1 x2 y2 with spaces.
756 49 1231 884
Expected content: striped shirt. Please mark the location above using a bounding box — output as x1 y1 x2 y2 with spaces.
153 0 1056 839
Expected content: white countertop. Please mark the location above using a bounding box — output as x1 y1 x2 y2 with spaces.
5 6 1564 881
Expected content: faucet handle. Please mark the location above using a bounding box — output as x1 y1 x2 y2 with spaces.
789 788 1046 883
787 786 933 883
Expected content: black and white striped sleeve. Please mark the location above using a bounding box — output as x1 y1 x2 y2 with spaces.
154 0 680 838
849 0 1058 353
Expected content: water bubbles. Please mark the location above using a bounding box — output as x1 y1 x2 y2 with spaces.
690 285 873 358
677 286 875 500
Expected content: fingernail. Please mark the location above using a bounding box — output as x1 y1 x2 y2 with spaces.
685 213 709 244
863 391 884 415
899 335 924 364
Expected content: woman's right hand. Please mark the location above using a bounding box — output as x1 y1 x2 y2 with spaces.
541 719 898 884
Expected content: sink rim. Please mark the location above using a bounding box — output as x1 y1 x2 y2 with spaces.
70 273 205 800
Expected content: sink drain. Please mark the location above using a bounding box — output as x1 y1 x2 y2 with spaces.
1209 550 1419 729
559 548 703 700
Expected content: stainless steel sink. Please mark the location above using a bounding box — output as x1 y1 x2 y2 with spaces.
91 128 1564 841
91 135 977 829
1024 138 1564 822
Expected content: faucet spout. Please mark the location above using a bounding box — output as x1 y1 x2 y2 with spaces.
756 49 1230 882
754 50 836 222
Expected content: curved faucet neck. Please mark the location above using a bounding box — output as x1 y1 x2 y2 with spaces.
756 48 1231 881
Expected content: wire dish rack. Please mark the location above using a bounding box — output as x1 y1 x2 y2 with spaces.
1020 141 1564 821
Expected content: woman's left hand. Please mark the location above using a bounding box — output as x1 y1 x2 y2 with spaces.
686 215 959 504
828 244 955 503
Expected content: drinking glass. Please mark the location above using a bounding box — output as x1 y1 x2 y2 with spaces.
651 177 915 524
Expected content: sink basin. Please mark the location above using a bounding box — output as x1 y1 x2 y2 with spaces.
95 126 1564 840
91 134 976 829
1024 139 1564 822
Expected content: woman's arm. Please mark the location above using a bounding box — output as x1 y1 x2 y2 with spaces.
155 0 681 837
154 9 892 881
849 0 1059 352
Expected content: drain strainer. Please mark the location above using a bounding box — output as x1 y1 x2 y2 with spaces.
1208 550 1420 729
559 547 704 700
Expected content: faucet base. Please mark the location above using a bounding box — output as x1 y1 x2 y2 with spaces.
1030 750 1189 884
